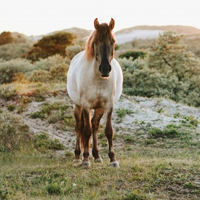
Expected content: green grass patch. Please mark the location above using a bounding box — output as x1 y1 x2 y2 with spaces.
30 101 74 126
34 133 65 152
0 146 200 199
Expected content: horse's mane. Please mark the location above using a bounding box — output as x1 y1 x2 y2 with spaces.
85 23 115 61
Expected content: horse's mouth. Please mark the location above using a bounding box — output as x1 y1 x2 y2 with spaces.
100 74 109 80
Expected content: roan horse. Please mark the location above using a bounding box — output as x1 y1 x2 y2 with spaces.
67 18 123 167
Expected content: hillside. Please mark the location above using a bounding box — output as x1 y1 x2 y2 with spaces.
32 25 200 45
115 25 200 44
116 25 200 35
34 27 92 43
1 25 200 199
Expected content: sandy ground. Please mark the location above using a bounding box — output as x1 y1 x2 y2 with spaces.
15 93 200 152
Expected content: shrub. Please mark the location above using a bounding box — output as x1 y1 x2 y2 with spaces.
24 32 76 61
0 113 30 152
50 63 69 81
0 58 34 84
0 43 34 61
0 84 18 100
148 125 180 139
34 54 65 71
120 32 200 107
65 44 83 59
119 50 146 60
25 70 52 82
0 31 13 45
116 108 134 118
0 32 34 60
34 133 65 151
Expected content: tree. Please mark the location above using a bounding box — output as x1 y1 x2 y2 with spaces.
24 32 76 61
120 31 200 107
148 31 199 81
0 32 13 45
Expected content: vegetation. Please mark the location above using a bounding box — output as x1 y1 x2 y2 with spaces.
1 29 200 199
119 50 146 60
120 32 200 107
0 120 200 199
24 32 76 61
0 31 13 45
0 113 30 152
0 32 34 60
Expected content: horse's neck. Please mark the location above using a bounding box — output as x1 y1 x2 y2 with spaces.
85 56 99 77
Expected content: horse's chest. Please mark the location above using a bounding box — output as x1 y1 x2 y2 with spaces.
81 81 113 109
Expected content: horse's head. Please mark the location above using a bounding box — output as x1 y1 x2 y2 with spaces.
93 18 116 78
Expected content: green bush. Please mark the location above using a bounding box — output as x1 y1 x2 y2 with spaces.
0 113 30 152
0 43 34 61
0 84 18 100
119 50 146 60
34 133 65 151
65 44 83 60
120 32 200 107
0 58 34 84
0 32 34 60
34 54 64 70
50 63 68 81
148 125 180 139
25 70 52 82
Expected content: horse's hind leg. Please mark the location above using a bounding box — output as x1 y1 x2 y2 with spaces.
92 108 104 162
82 109 92 166
105 109 119 167
73 105 83 166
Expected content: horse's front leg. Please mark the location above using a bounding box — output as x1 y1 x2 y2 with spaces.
105 108 119 167
82 109 92 166
92 108 104 162
73 105 83 166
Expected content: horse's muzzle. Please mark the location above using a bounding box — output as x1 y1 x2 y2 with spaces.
101 73 110 78
99 62 111 79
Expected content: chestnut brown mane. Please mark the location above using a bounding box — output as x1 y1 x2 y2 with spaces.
85 21 115 61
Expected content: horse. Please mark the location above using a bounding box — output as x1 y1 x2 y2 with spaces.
67 18 123 167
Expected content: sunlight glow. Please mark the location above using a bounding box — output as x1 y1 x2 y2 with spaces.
1 0 200 35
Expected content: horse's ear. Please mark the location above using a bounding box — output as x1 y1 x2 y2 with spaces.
94 18 99 29
109 18 115 30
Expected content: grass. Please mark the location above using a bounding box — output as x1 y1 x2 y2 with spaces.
0 80 200 199
116 108 134 123
0 115 200 199
0 144 200 200
30 101 75 128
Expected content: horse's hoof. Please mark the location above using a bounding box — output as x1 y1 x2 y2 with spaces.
94 157 103 163
73 159 82 167
109 161 120 168
81 161 91 167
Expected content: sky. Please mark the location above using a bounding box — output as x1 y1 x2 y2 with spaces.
1 0 200 36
